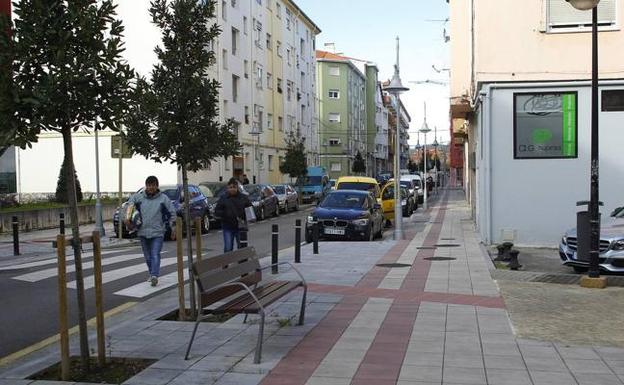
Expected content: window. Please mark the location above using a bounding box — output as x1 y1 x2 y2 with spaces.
231 27 239 56
329 138 341 146
277 78 283 93
328 113 340 123
268 155 274 171
244 60 249 78
329 66 340 76
278 116 283 131
513 92 577 159
287 80 292 101
254 19 263 48
243 16 248 34
276 2 281 18
286 47 291 66
328 89 339 99
602 89 624 111
245 106 250 124
276 41 282 57
546 0 616 31
255 62 263 89
267 113 273 129
232 75 239 102
221 0 227 20
254 104 263 133
266 33 272 50
231 0 236 7
286 8 292 30
300 38 305 54
330 162 341 172
222 49 228 69
256 0 262 4
267 72 273 89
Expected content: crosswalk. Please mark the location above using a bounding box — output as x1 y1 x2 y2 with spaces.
3 247 186 299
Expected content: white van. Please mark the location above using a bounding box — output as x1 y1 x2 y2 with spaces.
406 174 424 204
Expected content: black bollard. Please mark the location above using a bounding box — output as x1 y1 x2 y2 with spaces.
313 222 319 255
272 224 278 274
12 216 19 256
294 219 301 263
60 213 65 235
508 250 522 270
240 229 248 248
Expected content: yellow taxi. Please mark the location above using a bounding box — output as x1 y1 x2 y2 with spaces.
335 176 381 202
380 181 411 222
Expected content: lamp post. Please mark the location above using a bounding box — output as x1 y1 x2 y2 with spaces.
383 37 409 241
566 0 601 279
420 103 431 210
432 134 439 196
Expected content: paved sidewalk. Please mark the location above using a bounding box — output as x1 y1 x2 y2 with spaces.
2 188 624 385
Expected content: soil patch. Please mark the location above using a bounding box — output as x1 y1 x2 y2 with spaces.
29 357 155 384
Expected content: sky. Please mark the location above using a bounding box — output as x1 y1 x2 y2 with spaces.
296 0 451 146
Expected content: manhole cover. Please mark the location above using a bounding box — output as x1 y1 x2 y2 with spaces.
440 238 456 240
435 244 461 248
424 257 457 261
376 263 412 268
430 221 442 224
417 246 437 250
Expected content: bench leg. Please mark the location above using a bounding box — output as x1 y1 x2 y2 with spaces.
254 311 265 364
243 314 249 324
298 285 307 326
184 312 203 360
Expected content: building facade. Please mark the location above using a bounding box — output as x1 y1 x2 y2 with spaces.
316 51 367 180
365 65 390 177
449 0 624 245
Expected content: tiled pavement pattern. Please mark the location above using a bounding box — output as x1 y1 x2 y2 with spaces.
3 188 624 385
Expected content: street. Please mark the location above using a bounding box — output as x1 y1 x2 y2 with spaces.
0 206 320 359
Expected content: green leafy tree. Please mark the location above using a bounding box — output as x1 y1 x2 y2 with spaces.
124 0 239 315
352 151 366 175
0 0 136 369
55 157 83 203
279 129 308 200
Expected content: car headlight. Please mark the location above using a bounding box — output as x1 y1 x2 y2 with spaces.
561 236 567 245
611 239 624 250
352 218 369 226
307 216 316 224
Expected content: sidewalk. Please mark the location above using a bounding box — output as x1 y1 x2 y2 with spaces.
2 189 624 385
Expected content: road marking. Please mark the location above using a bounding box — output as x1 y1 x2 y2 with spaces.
0 301 137 367
114 269 189 298
66 256 179 290
12 253 150 282
0 248 132 271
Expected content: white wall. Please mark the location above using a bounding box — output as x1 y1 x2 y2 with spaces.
478 81 624 246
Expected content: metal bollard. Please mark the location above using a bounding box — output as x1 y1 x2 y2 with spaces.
272 224 278 274
313 222 319 255
59 213 65 235
240 229 248 248
12 216 19 256
294 219 301 263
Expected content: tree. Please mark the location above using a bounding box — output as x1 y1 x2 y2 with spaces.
407 159 418 174
0 0 136 369
279 129 307 200
124 0 239 316
56 157 83 204
352 151 366 174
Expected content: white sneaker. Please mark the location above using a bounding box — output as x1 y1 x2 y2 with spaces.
150 276 158 286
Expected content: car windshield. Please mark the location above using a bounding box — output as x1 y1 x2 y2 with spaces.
320 193 366 209
272 185 285 194
337 182 376 193
161 188 178 200
243 185 262 200
200 183 225 198
297 176 322 186
382 186 407 200
413 179 422 189
400 181 411 188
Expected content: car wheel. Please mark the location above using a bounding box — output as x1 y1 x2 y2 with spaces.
573 266 588 274
365 225 374 241
201 213 210 234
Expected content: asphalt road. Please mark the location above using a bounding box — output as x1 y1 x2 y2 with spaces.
0 206 314 359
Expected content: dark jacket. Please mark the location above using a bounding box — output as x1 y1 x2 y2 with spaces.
215 192 252 230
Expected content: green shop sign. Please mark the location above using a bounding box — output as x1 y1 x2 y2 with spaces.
514 92 578 159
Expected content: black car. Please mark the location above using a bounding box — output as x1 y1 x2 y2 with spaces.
113 184 211 239
243 184 279 220
305 190 385 242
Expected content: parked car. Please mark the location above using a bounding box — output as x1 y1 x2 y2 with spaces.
243 184 279 220
381 182 415 222
399 175 420 209
198 182 227 229
297 166 331 203
305 190 384 242
335 176 381 202
271 184 299 213
559 206 624 273
113 184 211 239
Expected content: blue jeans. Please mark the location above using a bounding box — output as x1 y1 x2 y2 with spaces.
223 228 240 253
140 236 164 277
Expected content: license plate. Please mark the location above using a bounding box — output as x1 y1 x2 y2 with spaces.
324 227 345 235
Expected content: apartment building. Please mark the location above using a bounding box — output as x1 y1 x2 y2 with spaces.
365 65 390 177
449 0 624 245
316 51 367 180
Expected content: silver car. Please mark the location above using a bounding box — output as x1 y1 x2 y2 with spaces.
271 184 299 213
559 206 624 273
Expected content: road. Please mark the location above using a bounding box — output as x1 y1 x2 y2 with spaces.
0 206 314 359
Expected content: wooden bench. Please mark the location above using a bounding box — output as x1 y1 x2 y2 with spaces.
184 247 307 364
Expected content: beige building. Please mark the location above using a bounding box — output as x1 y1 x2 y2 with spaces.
449 0 624 245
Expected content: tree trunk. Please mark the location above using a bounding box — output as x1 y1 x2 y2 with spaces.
181 166 196 316
61 127 90 370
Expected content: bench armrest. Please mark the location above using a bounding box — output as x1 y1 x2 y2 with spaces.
259 262 307 287
203 281 266 314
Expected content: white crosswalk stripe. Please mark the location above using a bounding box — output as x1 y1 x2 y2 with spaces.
0 248 132 271
114 269 189 298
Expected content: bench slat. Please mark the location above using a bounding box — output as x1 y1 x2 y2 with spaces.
200 273 260 307
214 281 286 313
212 281 302 314
196 258 260 292
194 247 257 275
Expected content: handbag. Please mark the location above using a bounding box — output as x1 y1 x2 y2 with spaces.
245 206 257 223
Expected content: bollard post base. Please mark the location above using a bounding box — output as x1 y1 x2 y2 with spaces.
580 276 607 289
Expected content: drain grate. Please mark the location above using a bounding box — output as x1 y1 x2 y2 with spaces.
440 238 456 241
376 263 412 268
417 246 437 250
435 244 461 248
424 257 457 261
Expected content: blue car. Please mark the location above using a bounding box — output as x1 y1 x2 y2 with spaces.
305 190 385 242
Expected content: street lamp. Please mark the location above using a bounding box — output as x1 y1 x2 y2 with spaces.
566 0 602 280
419 103 431 210
383 36 409 241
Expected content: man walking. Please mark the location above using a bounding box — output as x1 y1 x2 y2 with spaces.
215 177 252 252
127 176 176 286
